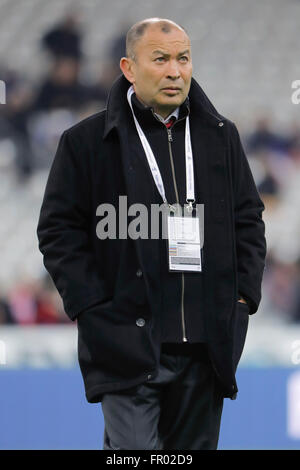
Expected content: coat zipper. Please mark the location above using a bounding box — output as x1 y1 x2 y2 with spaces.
151 110 189 343
166 127 188 343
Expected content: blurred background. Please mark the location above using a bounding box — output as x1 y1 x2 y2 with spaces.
0 0 300 450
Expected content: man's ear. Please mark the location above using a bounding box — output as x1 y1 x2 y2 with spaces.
120 57 135 84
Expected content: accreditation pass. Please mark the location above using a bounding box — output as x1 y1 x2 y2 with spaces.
167 215 202 272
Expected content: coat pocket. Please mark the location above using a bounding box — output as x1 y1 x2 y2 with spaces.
232 302 249 372
76 299 154 378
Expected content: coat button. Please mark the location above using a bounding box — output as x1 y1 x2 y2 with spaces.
147 374 152 380
136 269 143 278
218 122 224 127
136 318 145 327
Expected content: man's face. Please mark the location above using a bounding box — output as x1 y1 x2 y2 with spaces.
129 26 192 117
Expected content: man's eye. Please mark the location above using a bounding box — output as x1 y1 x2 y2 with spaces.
155 57 166 62
179 56 188 62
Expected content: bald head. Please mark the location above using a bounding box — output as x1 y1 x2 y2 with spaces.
126 18 188 61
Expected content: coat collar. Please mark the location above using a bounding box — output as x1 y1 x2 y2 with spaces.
103 74 224 140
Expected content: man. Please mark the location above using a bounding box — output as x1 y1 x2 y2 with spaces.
37 18 266 450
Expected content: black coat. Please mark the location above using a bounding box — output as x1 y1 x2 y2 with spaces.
37 75 266 402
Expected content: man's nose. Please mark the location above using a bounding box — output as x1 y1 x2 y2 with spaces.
166 60 180 79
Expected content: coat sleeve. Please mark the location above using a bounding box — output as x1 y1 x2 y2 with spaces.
37 129 109 321
230 122 267 314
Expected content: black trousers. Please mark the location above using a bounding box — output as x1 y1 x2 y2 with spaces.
101 343 224 450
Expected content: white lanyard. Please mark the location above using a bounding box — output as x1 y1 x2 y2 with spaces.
127 86 195 211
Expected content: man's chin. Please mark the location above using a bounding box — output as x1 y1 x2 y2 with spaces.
159 93 185 103
160 90 182 100
158 98 184 110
